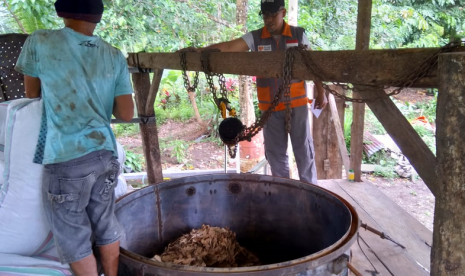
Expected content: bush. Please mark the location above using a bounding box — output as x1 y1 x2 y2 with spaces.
112 123 139 138
124 150 145 172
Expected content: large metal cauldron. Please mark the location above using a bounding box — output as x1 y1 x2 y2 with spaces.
115 174 359 276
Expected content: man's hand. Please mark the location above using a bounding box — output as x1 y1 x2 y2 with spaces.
314 81 328 110
177 46 200 52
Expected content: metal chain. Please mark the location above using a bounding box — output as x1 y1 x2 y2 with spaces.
179 49 199 93
282 47 294 133
179 43 457 157
201 49 229 108
297 42 460 103
237 47 297 142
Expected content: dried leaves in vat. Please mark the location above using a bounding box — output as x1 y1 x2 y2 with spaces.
152 224 260 267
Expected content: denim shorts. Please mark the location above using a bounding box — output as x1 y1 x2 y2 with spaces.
42 150 123 264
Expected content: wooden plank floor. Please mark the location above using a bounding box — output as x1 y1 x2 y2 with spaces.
319 179 432 276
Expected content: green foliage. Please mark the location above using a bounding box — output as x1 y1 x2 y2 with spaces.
370 151 398 179
171 140 189 164
125 150 144 172
112 123 139 138
159 138 190 164
344 105 353 153
3 0 463 52
374 165 397 179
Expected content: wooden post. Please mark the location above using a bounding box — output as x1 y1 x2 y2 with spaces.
351 0 372 182
313 85 346 179
328 93 350 178
132 71 164 185
288 0 298 26
286 0 298 179
432 53 465 275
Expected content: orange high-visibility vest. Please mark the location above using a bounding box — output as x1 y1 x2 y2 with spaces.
250 22 308 111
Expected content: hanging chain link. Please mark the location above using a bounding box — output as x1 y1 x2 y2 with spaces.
200 49 229 108
238 47 297 143
297 42 460 103
179 49 199 93
282 47 295 133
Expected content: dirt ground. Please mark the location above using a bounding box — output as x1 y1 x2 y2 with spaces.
116 118 236 172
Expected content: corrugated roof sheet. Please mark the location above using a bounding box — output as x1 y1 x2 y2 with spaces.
363 131 385 157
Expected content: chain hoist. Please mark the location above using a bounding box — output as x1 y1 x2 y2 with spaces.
200 50 237 119
179 43 457 158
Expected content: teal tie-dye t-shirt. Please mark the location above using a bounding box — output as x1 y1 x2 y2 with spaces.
15 27 133 164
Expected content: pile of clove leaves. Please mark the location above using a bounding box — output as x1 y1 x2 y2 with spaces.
152 224 260 267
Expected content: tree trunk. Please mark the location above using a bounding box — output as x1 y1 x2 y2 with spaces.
288 0 298 26
188 92 203 123
236 0 262 172
236 0 254 126
432 52 465 275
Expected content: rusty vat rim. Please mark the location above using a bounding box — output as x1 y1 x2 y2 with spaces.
117 174 361 274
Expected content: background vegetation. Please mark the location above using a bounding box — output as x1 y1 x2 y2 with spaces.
1 0 462 173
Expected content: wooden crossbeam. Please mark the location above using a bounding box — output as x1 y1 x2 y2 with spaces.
127 47 464 88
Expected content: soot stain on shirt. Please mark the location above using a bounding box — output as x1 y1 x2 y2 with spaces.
55 104 62 112
86 131 106 145
88 98 97 111
70 102 76 111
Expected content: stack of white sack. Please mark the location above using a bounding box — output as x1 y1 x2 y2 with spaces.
0 98 129 275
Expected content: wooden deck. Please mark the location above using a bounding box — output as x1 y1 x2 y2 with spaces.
319 179 432 276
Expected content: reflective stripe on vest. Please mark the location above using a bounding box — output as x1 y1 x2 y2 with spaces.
251 22 309 111
257 79 307 111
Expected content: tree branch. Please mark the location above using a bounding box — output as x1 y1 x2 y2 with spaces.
174 0 235 28
3 0 27 34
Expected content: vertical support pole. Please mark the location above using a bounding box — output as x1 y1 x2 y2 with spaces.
224 145 228 173
288 0 298 26
132 70 164 185
329 93 351 177
351 0 372 181
286 0 298 179
432 53 465 275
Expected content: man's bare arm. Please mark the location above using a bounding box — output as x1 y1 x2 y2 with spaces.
113 94 134 122
24 75 41 98
202 38 250 52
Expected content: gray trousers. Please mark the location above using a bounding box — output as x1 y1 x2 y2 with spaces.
263 105 318 184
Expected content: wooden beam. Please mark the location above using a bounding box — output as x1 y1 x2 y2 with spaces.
432 53 465 275
127 47 464 88
351 0 372 182
132 73 164 185
328 93 351 177
357 86 438 196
